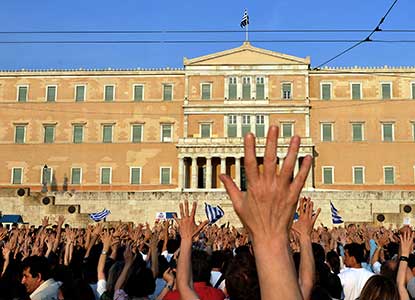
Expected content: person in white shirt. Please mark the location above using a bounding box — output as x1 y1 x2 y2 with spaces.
338 243 374 300
21 255 60 300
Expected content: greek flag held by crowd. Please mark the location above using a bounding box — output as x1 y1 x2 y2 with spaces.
330 201 344 224
205 202 225 224
88 208 111 222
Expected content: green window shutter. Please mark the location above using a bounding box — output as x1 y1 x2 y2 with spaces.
412 83 415 100
323 168 333 184
353 167 364 184
18 87 28 102
71 168 81 184
163 85 172 101
15 126 25 144
73 125 83 143
256 84 264 100
201 84 211 100
75 86 85 101
351 84 361 100
12 168 22 184
201 124 211 138
255 125 265 137
322 84 331 100
229 84 237 100
103 125 113 143
381 84 391 99
132 125 142 143
134 85 143 101
383 124 393 141
227 125 237 137
322 124 332 141
43 168 52 184
352 124 363 141
105 86 114 101
46 86 56 102
241 125 250 137
161 168 171 184
242 84 251 100
44 126 55 143
384 167 394 184
131 168 141 184
282 83 292 99
162 125 172 142
282 124 293 138
101 168 111 184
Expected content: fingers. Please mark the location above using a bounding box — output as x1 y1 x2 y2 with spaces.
291 155 312 195
184 200 190 217
219 174 242 212
190 201 197 219
243 132 259 183
179 203 184 219
263 126 279 179
312 208 321 226
280 135 301 184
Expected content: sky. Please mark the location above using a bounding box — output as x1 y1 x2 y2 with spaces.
0 0 413 70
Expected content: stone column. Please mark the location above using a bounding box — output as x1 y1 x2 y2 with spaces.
220 157 226 188
235 157 241 188
191 157 198 189
206 157 212 190
178 157 184 190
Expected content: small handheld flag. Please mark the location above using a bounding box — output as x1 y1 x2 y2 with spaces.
89 208 111 222
240 10 249 28
330 202 344 224
205 203 225 224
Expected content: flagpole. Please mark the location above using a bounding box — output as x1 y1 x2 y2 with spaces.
246 23 248 41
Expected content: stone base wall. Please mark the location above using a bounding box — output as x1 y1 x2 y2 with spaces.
1 189 415 227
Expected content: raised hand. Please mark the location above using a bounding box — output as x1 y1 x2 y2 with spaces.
173 200 208 241
41 216 50 228
292 197 321 238
400 229 414 257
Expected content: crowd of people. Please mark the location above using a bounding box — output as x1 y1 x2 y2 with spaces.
0 125 414 300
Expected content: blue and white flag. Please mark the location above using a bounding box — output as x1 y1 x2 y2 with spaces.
205 203 225 224
330 202 344 224
89 208 111 222
240 10 249 28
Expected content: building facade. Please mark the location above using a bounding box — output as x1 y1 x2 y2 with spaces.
1 42 415 193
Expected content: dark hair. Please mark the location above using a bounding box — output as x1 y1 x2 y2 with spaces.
359 275 399 300
211 250 226 270
22 255 51 281
380 259 398 281
124 255 155 297
312 243 326 264
326 250 341 275
344 243 365 264
191 250 211 283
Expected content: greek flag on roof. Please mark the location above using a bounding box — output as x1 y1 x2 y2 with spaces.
89 208 111 222
205 203 225 224
330 202 344 224
240 10 249 28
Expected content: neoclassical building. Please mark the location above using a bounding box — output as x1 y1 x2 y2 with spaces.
1 42 415 193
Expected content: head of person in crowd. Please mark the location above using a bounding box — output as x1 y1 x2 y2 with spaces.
123 252 156 298
225 251 260 300
21 255 52 294
191 249 211 284
58 278 95 300
326 250 341 275
358 275 399 300
408 253 415 276
344 243 365 268
347 223 357 234
380 259 398 281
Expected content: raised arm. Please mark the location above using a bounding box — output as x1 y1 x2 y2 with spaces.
98 230 112 281
397 230 413 300
53 215 65 252
220 125 312 300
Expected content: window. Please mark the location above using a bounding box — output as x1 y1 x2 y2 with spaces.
100 167 112 184
281 123 293 138
255 115 265 138
353 167 364 184
256 77 265 100
44 125 55 143
131 124 143 143
227 115 237 137
242 115 251 136
160 167 171 184
12 168 23 184
228 77 237 100
242 77 251 100
412 83 415 100
381 83 392 99
161 124 172 142
163 84 173 101
46 86 57 102
321 83 331 100
322 167 334 184
17 86 28 102
104 85 115 101
75 85 86 102
321 123 333 142
382 123 394 142
412 123 415 141
102 125 113 143
73 125 84 143
352 123 364 141
41 167 53 184
71 168 82 185
201 83 211 100
200 123 211 138
384 166 395 184
351 83 362 100
15 125 26 144
282 83 292 100
130 167 141 184
133 85 144 101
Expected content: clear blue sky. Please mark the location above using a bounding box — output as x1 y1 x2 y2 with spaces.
0 0 413 70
